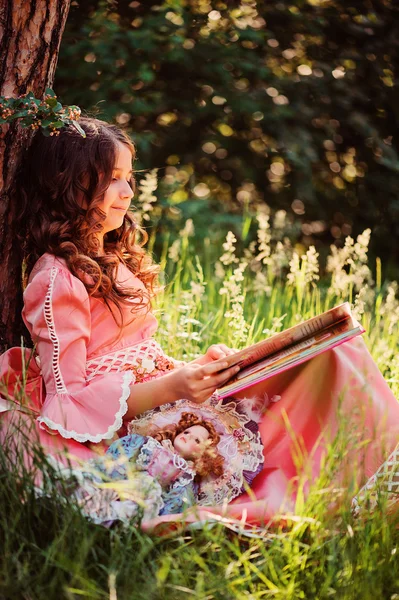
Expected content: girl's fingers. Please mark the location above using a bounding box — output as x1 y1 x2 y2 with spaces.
218 344 236 356
201 359 229 377
207 346 225 359
213 364 240 386
197 365 240 391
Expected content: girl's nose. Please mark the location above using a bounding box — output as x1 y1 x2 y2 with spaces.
121 181 133 199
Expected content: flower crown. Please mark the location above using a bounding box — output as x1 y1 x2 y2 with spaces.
0 88 85 137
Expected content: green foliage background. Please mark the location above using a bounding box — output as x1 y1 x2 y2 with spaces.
56 0 399 271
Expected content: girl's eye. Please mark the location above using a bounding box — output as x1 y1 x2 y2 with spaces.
112 175 132 181
195 438 200 444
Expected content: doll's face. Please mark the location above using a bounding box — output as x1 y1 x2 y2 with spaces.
173 425 210 460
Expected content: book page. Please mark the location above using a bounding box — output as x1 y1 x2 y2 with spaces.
224 302 352 370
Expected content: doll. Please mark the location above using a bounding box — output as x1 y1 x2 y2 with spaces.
62 394 266 527
69 412 226 525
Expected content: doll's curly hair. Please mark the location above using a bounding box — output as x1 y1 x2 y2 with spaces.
151 412 224 480
16 117 159 326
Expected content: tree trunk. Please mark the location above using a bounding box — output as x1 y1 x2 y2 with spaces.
0 0 71 350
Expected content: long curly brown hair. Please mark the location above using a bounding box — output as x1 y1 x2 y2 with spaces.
151 412 225 480
16 117 159 324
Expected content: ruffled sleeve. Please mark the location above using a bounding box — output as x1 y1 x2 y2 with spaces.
23 264 134 443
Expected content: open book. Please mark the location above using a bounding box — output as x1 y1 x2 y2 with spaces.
217 302 365 398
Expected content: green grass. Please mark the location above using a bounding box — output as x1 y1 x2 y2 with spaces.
1 228 399 600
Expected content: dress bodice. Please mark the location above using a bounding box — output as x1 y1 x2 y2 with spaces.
1 252 171 444
24 253 158 360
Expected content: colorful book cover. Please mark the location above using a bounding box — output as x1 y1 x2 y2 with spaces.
217 304 364 398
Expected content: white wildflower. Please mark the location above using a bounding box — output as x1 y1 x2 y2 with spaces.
214 261 225 280
374 338 395 377
381 282 399 335
381 282 399 315
255 210 272 266
177 306 191 313
273 210 287 230
137 169 158 221
174 290 203 359
189 331 201 342
184 317 202 326
287 246 319 287
190 281 206 299
353 229 371 264
304 246 320 284
220 231 239 266
352 284 370 320
287 251 301 287
179 218 195 238
262 314 286 336
220 261 249 345
389 354 399 398
244 241 258 270
220 260 246 297
168 239 181 263
269 239 292 277
326 229 373 298
252 271 272 296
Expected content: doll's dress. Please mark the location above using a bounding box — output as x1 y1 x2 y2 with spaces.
65 433 196 525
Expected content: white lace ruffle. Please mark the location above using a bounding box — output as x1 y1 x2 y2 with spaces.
36 370 133 443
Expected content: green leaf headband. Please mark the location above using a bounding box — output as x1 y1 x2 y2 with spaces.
0 88 85 137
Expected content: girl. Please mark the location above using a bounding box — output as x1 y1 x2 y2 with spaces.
0 117 239 466
1 116 399 529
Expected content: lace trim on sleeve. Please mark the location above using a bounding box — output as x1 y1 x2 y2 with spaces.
43 267 68 394
36 371 133 443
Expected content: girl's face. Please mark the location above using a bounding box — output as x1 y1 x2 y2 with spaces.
173 425 210 460
97 142 134 242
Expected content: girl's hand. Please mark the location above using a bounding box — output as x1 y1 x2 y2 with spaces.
126 354 240 418
170 359 240 405
192 344 237 366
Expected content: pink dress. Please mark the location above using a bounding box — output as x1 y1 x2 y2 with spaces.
1 252 399 529
0 253 164 462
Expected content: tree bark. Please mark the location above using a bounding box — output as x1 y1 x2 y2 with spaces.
0 0 71 350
